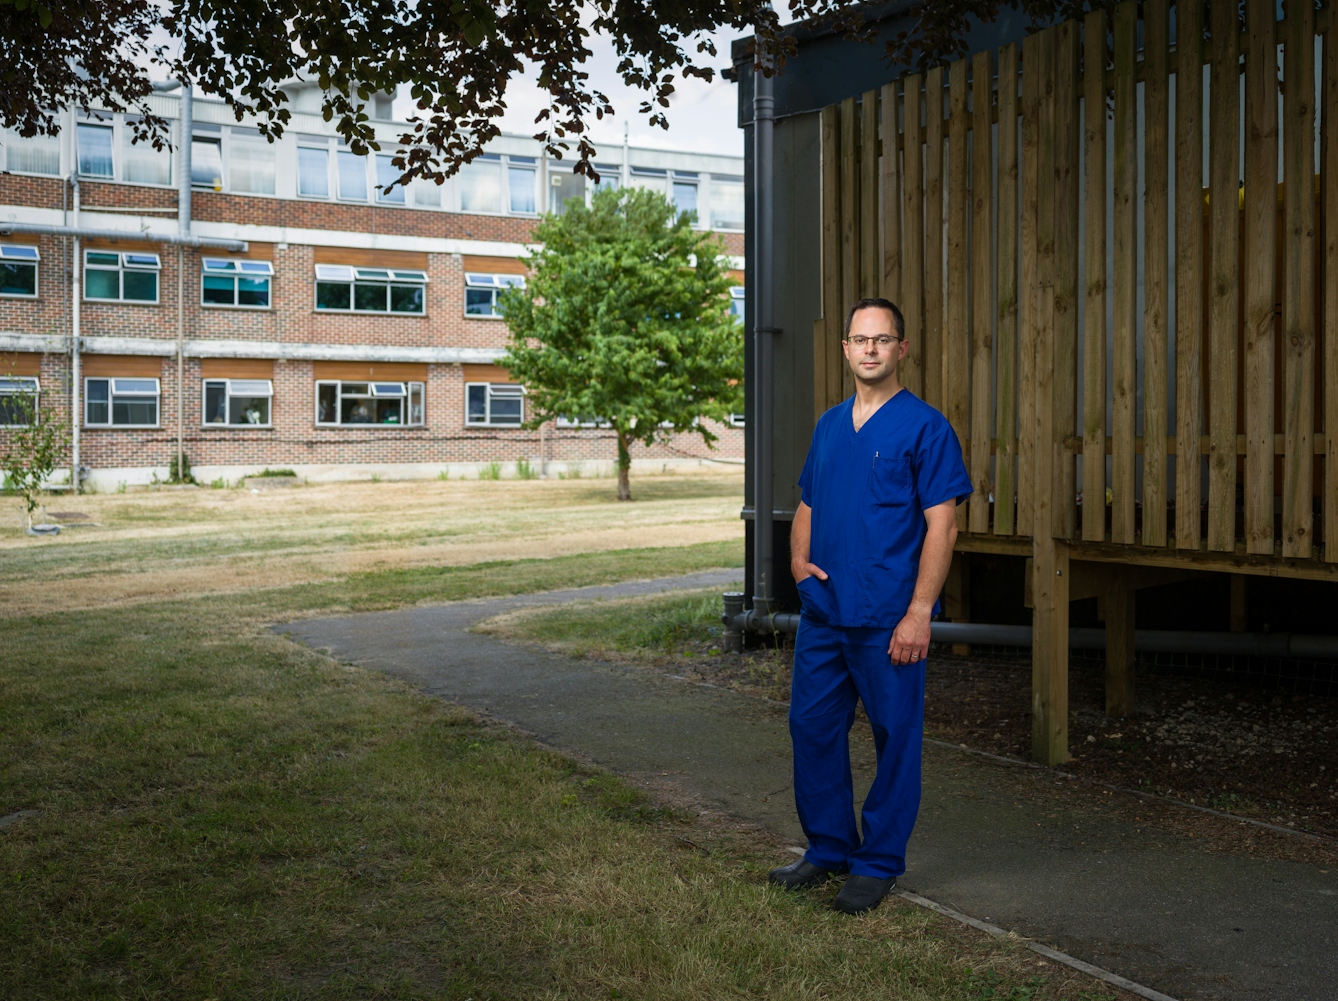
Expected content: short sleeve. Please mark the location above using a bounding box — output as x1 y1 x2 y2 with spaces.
914 422 973 511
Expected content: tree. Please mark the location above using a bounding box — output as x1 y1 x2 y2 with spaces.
499 186 743 501
0 0 1085 187
0 378 71 534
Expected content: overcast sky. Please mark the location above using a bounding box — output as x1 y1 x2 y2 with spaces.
394 26 747 160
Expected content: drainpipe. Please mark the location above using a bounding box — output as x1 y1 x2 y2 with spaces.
156 79 193 482
751 46 778 621
69 173 81 493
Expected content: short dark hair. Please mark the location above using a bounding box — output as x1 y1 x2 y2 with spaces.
844 297 905 341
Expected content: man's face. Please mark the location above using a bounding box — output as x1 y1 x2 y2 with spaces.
842 306 908 386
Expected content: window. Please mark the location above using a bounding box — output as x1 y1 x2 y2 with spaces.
459 154 502 213
729 285 746 325
201 258 273 308
84 250 160 302
507 157 536 213
593 163 620 193
298 145 330 197
728 413 746 428
411 177 441 208
0 377 39 427
337 149 368 200
229 132 276 194
77 122 113 177
85 377 159 427
3 126 60 175
466 383 524 426
316 381 424 426
548 168 584 214
672 172 698 219
191 131 223 189
711 176 745 230
629 167 667 194
464 272 524 317
556 414 610 428
0 245 39 298
376 154 405 204
314 265 427 314
203 379 273 426
122 120 171 185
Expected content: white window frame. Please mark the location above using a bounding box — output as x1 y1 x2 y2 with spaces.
0 376 40 427
465 382 525 427
670 170 700 225
76 120 115 178
202 378 275 427
297 142 333 199
555 414 611 429
314 380 425 427
729 285 746 323
201 258 274 309
84 377 161 428
83 250 161 304
707 174 746 232
0 245 40 299
464 272 525 319
313 265 428 315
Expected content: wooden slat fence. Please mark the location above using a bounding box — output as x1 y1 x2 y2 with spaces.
815 0 1338 564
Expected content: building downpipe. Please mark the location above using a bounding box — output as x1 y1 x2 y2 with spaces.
69 172 81 493
751 43 779 624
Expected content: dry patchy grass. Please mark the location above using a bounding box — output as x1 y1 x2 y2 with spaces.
0 471 745 616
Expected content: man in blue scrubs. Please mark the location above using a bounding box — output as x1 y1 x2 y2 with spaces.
769 296 972 914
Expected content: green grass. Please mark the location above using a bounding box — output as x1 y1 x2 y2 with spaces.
0 541 1087 999
478 589 731 659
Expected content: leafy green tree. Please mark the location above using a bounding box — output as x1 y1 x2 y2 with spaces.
500 186 743 501
0 0 1081 185
0 378 71 533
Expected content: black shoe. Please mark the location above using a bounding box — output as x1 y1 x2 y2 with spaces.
833 874 897 914
768 858 846 890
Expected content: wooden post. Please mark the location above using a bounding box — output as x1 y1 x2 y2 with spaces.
1230 574 1249 632
1081 9 1108 544
1175 0 1205 551
994 43 1020 537
944 553 972 655
1104 588 1136 718
1032 526 1072 761
1243 0 1278 556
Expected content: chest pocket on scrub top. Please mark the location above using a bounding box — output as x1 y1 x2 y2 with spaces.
869 452 913 508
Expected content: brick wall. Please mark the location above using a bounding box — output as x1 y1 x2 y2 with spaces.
1 177 745 481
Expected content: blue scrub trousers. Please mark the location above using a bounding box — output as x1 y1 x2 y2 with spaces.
789 616 925 879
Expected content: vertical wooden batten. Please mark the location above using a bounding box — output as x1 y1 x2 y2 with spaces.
1111 1 1139 546
1243 0 1279 555
903 76 926 405
1082 9 1109 544
1326 14 1338 561
1052 20 1081 541
994 43 1021 537
1282 0 1316 558
1208 0 1242 552
1175 0 1206 551
924 66 947 410
1018 34 1042 534
969 50 996 533
1142 0 1171 548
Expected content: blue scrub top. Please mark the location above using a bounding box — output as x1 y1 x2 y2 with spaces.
796 390 972 629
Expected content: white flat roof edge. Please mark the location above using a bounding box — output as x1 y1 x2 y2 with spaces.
0 332 506 364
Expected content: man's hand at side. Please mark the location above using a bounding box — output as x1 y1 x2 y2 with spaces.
889 499 958 664
789 501 829 582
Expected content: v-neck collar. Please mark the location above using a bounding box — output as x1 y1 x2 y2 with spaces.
848 387 904 437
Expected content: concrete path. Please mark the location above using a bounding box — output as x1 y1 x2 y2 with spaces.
278 572 1338 1001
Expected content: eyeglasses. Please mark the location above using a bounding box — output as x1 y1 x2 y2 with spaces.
844 334 902 349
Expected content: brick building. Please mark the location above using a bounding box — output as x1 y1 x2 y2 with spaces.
0 87 746 488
